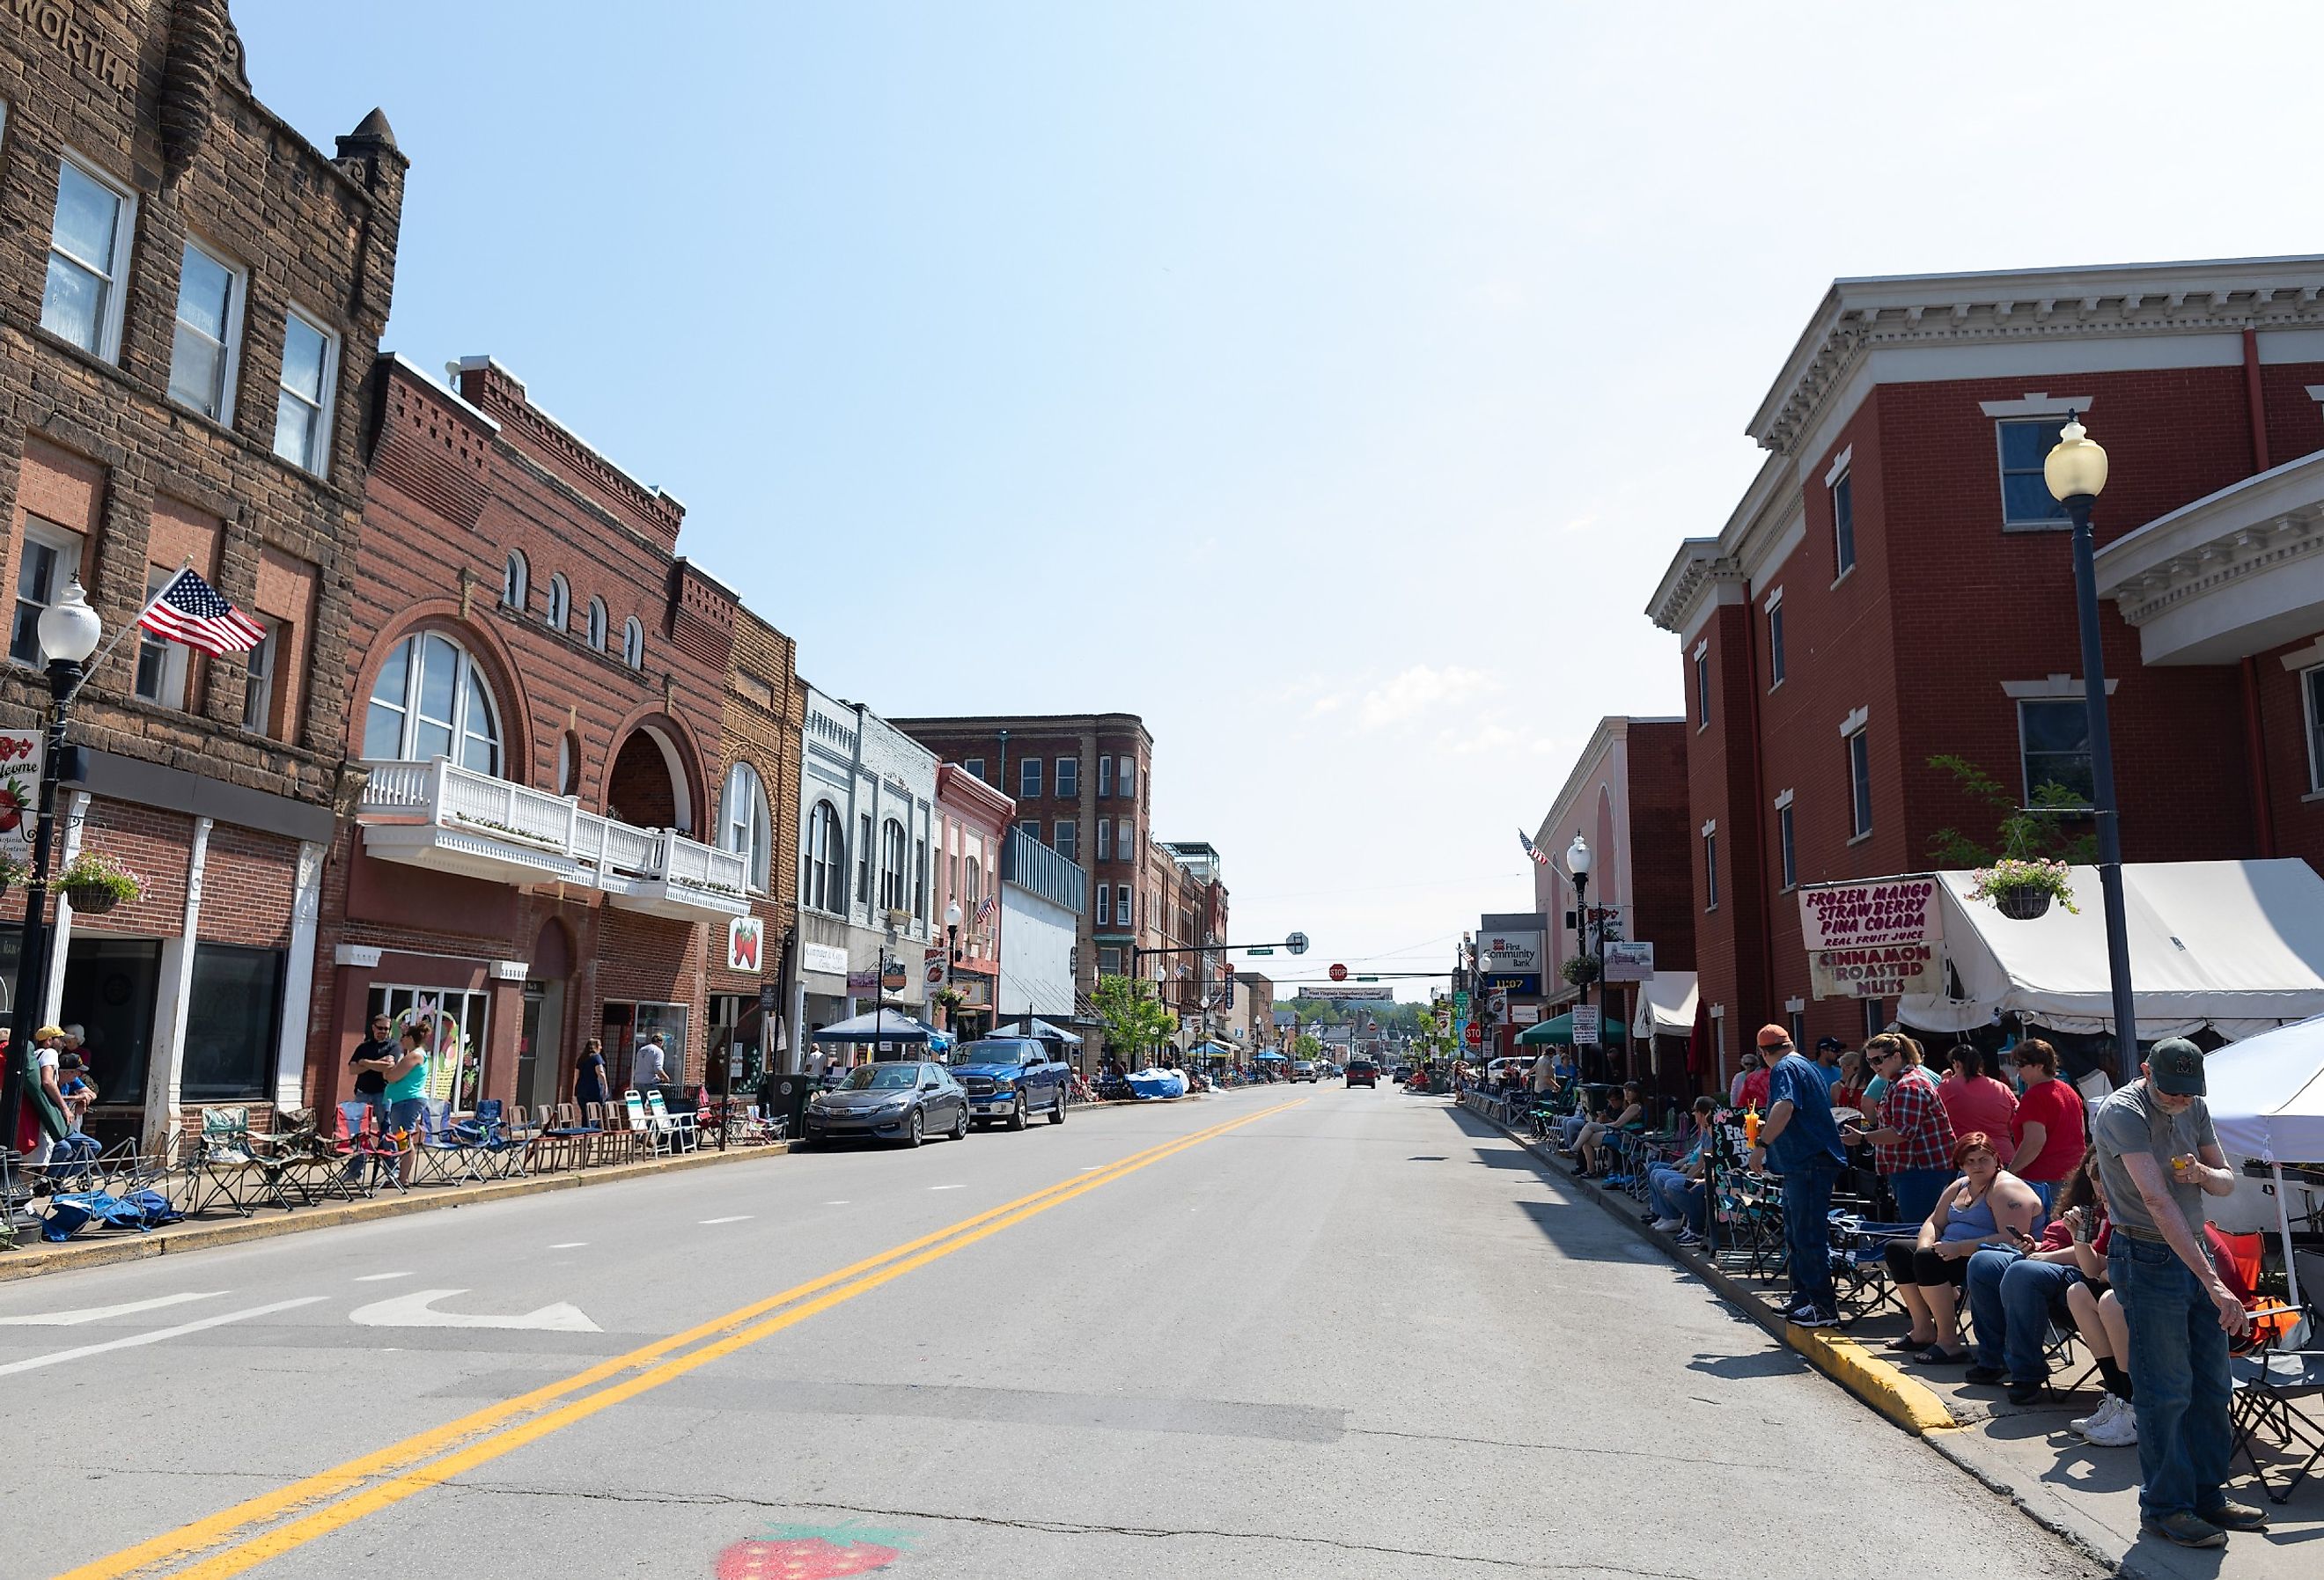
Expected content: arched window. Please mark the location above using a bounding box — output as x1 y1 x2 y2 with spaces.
805 801 844 915
502 550 527 611
622 615 644 668
586 598 607 651
879 817 907 912
362 630 502 775
555 731 579 797
545 574 570 632
720 761 772 892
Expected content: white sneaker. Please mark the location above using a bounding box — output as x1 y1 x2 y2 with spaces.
1651 1216 1684 1232
2084 1400 2139 1447
2069 1394 2117 1437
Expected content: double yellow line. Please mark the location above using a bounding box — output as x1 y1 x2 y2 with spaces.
64 1096 1304 1580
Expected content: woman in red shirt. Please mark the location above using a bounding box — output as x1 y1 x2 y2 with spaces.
2005 1039 2086 1215
1937 1044 2018 1143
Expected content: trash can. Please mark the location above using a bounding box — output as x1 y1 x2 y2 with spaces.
770 1073 813 1140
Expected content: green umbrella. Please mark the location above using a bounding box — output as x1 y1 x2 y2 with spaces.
1516 1010 1626 1046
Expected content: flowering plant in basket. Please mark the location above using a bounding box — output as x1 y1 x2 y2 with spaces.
0 849 26 892
1968 856 2077 919
57 849 143 908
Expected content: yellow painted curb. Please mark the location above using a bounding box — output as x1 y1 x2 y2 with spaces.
1787 1324 1958 1433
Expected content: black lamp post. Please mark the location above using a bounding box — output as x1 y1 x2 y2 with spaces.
1568 833 1595 1080
943 898 963 1039
2044 415 2139 1089
3 580 104 1159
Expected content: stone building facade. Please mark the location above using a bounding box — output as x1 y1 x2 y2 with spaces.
0 3 402 1141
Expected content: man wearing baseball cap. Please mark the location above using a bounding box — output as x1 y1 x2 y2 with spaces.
1812 1035 1848 1094
2091 1038 2261 1547
1746 1023 1847 1328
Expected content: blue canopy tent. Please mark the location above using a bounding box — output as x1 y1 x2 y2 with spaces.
815 1010 953 1055
1254 1050 1288 1062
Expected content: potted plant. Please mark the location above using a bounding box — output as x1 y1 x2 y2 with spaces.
0 849 25 897
57 849 142 915
1969 856 2078 921
1560 953 1601 988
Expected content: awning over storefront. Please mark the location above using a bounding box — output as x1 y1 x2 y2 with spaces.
1634 972 1699 1039
1900 860 2324 1040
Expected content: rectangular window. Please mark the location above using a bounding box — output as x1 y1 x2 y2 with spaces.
10 522 85 666
964 757 985 781
168 240 245 422
41 154 135 359
915 836 928 918
135 564 195 709
1098 755 1114 797
1055 755 1078 798
1847 726 1873 838
1118 888 1134 929
1703 829 1719 911
1789 1010 1806 1048
1695 650 1710 730
1118 819 1134 863
1864 996 1886 1041
1778 803 1798 891
1832 471 1857 576
239 618 284 739
1997 418 2072 527
1099 947 1122 974
1121 759 1136 799
180 945 286 1101
2306 667 2324 792
2019 697 2094 806
1768 601 1786 687
272 308 337 472
1054 819 1077 862
857 813 872 902
1019 756 1042 799
1018 818 1041 844
1096 819 1112 861
1096 882 1109 922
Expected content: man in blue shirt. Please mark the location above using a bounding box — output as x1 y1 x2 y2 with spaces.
1747 1024 1849 1327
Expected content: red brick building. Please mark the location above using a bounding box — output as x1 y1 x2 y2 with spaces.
1 4 402 1142
1649 258 2324 1091
933 761 1013 1039
313 355 754 1116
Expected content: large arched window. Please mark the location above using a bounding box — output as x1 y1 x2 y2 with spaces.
545 574 570 632
720 761 772 892
622 615 644 669
586 597 608 651
502 550 528 612
879 817 907 912
805 801 844 915
363 631 502 775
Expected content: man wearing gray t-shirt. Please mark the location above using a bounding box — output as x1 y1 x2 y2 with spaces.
2090 1038 2260 1547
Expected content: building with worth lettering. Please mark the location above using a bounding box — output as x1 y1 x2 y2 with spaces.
0 4 403 1144
1648 256 2324 1091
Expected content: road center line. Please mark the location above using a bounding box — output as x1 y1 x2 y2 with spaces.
63 1099 1304 1580
0 1299 326 1379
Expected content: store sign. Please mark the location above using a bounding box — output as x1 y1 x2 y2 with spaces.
803 942 849 977
1511 1004 1541 1025
726 916 764 974
1798 876 1940 951
1571 1005 1600 1047
1810 943 1940 1000
1477 930 1542 974
0 729 39 863
1602 941 1655 982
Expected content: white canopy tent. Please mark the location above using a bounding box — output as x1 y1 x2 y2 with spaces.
1900 860 2324 1040
1633 971 1699 1040
2201 1017 2324 1311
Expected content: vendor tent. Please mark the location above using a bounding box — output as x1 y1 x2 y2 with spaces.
1633 972 1699 1040
1900 860 2324 1039
815 1010 952 1050
1518 1009 1628 1046
1020 1018 1084 1047
1255 1050 1287 1062
2208 1015 2324 1165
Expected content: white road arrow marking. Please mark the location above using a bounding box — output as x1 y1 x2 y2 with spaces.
0 1298 324 1377
0 1291 225 1326
349 1289 601 1333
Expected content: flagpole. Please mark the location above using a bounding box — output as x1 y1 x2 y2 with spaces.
67 560 189 702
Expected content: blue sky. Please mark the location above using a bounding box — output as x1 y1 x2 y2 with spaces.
241 2 2323 996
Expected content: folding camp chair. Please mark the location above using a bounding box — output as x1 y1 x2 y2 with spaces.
1826 1216 1919 1329
644 1089 698 1153
415 1099 494 1186
188 1106 298 1216
268 1108 358 1204
2225 1241 2323 1505
452 1099 519 1178
335 1102 404 1194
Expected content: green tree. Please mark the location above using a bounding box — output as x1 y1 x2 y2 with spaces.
1293 1032 1323 1062
1925 753 2099 868
1092 974 1177 1064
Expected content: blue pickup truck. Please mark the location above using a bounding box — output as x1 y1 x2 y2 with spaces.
945 1037 1070 1129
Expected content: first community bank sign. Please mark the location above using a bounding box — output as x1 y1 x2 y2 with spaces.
1798 876 1941 1001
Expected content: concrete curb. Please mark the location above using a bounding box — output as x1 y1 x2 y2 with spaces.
1457 1099 1957 1434
0 1142 789 1283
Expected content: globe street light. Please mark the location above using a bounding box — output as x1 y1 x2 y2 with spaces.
3 580 104 1158
2043 415 2137 1088
943 898 963 1034
1566 834 1594 1077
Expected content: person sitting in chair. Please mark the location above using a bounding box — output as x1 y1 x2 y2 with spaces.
1964 1151 2113 1407
1881 1130 2041 1364
1577 1082 1644 1177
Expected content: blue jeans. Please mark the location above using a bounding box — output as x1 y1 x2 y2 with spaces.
2110 1235 2234 1522
1891 1166 1950 1224
1967 1247 2082 1382
1648 1166 1706 1233
1781 1159 1840 1314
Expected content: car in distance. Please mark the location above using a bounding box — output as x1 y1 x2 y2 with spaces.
802 1060 967 1147
945 1036 1070 1128
1391 1064 1415 1084
1346 1060 1379 1088
1291 1060 1319 1084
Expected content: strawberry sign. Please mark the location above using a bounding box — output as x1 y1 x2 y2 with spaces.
0 731 39 862
714 1522 913 1579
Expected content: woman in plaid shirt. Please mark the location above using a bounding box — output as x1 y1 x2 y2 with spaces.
1848 1033 1956 1223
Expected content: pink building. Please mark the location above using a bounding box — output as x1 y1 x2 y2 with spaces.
935 764 1015 1040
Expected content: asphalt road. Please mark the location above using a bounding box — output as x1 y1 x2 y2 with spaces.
5 1084 2105 1580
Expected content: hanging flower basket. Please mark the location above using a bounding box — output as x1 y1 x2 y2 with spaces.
1560 954 1601 988
56 849 141 915
1969 857 2077 921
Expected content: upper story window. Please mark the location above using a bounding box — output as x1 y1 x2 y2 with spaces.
1098 755 1114 797
2019 698 2094 806
964 757 985 780
2305 667 2324 793
1846 721 1872 839
11 522 85 667
1054 819 1077 863
1998 419 2072 528
621 615 644 668
879 818 907 912
720 761 772 892
1097 819 1112 861
1703 823 1719 911
272 308 337 472
1118 818 1134 863
168 240 244 422
1019 757 1042 799
1117 886 1135 929
1121 758 1136 799
363 630 502 775
134 564 192 709
1777 799 1798 892
1766 593 1786 688
1096 881 1110 922
1055 756 1078 798
1831 470 1857 577
502 551 528 612
42 154 136 360
242 619 284 739
1017 817 1041 844
857 812 872 902
1693 645 1710 731
915 836 928 919
805 801 844 914
545 574 570 631
585 597 607 651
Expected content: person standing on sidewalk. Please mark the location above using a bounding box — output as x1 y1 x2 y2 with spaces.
1746 1025 1847 1328
2091 1038 2261 1549
2007 1038 2086 1216
1850 1033 1955 1223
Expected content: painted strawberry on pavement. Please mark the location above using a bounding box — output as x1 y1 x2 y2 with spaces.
715 1521 913 1579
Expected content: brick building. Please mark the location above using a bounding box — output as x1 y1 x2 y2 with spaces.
933 761 1013 1039
316 355 754 1116
1 4 402 1141
706 604 803 1087
889 712 1153 999
1647 257 2324 1092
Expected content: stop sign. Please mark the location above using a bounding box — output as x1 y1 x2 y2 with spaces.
1463 1022 1482 1047
1328 963 1348 982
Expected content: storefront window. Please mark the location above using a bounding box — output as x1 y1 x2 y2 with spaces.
58 936 162 1111
181 945 284 1101
603 999 689 1091
367 984 490 1111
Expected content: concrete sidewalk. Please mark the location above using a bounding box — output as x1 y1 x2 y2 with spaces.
1459 1095 2321 1579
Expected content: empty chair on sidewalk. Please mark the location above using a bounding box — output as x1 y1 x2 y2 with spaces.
188 1106 297 1217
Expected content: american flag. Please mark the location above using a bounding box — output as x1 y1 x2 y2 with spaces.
138 567 265 656
1518 829 1551 867
974 893 997 927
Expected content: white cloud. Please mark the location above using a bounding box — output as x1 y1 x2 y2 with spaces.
1357 665 1498 731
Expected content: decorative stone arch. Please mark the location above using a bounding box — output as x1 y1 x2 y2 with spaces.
347 598 534 784
601 704 710 834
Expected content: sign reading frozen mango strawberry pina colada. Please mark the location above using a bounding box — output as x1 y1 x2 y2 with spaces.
1798 875 1941 999
0 729 40 864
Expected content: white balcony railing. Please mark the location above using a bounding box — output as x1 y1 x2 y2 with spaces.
356 757 751 919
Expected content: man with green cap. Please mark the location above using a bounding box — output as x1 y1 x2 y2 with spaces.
2091 1037 2262 1547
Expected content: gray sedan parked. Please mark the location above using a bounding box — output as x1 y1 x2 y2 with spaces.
801 1060 969 1147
